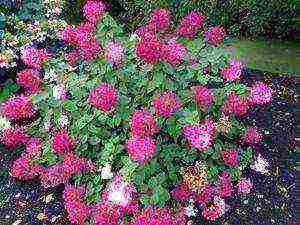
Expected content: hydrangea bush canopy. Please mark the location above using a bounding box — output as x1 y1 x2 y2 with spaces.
0 2 274 224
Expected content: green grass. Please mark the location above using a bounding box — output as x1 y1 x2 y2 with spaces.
228 38 300 75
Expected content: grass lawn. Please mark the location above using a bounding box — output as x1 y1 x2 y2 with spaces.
227 38 300 75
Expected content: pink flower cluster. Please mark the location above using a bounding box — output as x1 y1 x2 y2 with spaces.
222 92 249 117
176 11 205 38
248 81 273 105
135 33 161 64
63 186 90 225
131 207 173 225
242 126 262 144
10 138 42 180
192 86 214 109
220 60 244 81
161 39 186 66
220 148 239 166
16 69 41 94
149 8 171 31
83 0 106 24
51 129 76 155
152 91 182 118
105 41 124 68
217 172 233 198
89 83 118 112
93 200 123 225
204 26 226 45
0 128 28 148
126 136 156 164
202 197 226 221
21 47 50 69
237 177 253 196
183 118 214 150
2 94 37 120
129 108 158 137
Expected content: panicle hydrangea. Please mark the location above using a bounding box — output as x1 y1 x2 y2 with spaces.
51 129 76 155
21 47 50 69
204 26 226 45
129 108 158 137
183 118 214 151
93 200 124 225
0 128 28 148
105 41 124 68
2 94 37 120
63 186 90 225
192 86 214 109
242 126 262 144
237 177 253 196
126 136 156 164
161 39 186 66
89 83 118 112
149 8 171 31
16 69 41 93
152 91 182 118
220 148 239 166
131 207 173 225
220 59 244 81
83 0 106 24
202 196 226 221
135 33 161 64
102 176 138 211
248 81 273 105
222 92 249 116
177 11 205 38
217 171 233 198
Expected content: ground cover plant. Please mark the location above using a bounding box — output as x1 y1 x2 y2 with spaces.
0 1 296 225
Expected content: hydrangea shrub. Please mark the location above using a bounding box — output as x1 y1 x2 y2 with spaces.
0 3 274 224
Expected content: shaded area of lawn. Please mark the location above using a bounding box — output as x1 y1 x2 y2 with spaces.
228 38 300 75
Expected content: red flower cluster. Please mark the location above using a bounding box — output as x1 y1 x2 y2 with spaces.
161 39 186 66
149 8 171 31
2 94 37 120
183 118 214 150
129 108 158 137
126 136 156 164
89 83 118 112
242 126 262 144
21 47 50 69
51 129 76 155
16 69 41 93
220 148 239 166
131 207 173 225
0 128 28 148
135 33 161 64
93 200 124 225
248 81 273 105
192 86 214 110
204 26 226 45
217 172 233 198
61 153 96 175
220 59 244 81
152 91 182 118
177 11 205 38
222 92 249 117
83 0 106 24
63 186 90 225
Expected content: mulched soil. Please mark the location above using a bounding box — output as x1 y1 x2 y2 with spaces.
0 69 297 225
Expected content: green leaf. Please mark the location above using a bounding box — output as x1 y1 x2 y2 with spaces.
152 186 170 206
63 100 79 112
139 194 151 206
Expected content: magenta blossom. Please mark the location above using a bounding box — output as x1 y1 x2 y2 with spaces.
17 69 41 94
204 26 226 45
248 81 273 105
149 8 171 31
51 129 76 155
89 83 118 112
192 86 214 110
105 41 124 68
135 33 161 64
152 91 182 118
237 177 253 196
183 118 214 150
177 11 205 38
242 126 262 144
220 148 239 166
0 128 29 149
126 136 156 164
21 47 50 69
83 0 106 24
220 59 244 81
161 39 186 66
222 92 249 117
131 207 173 225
